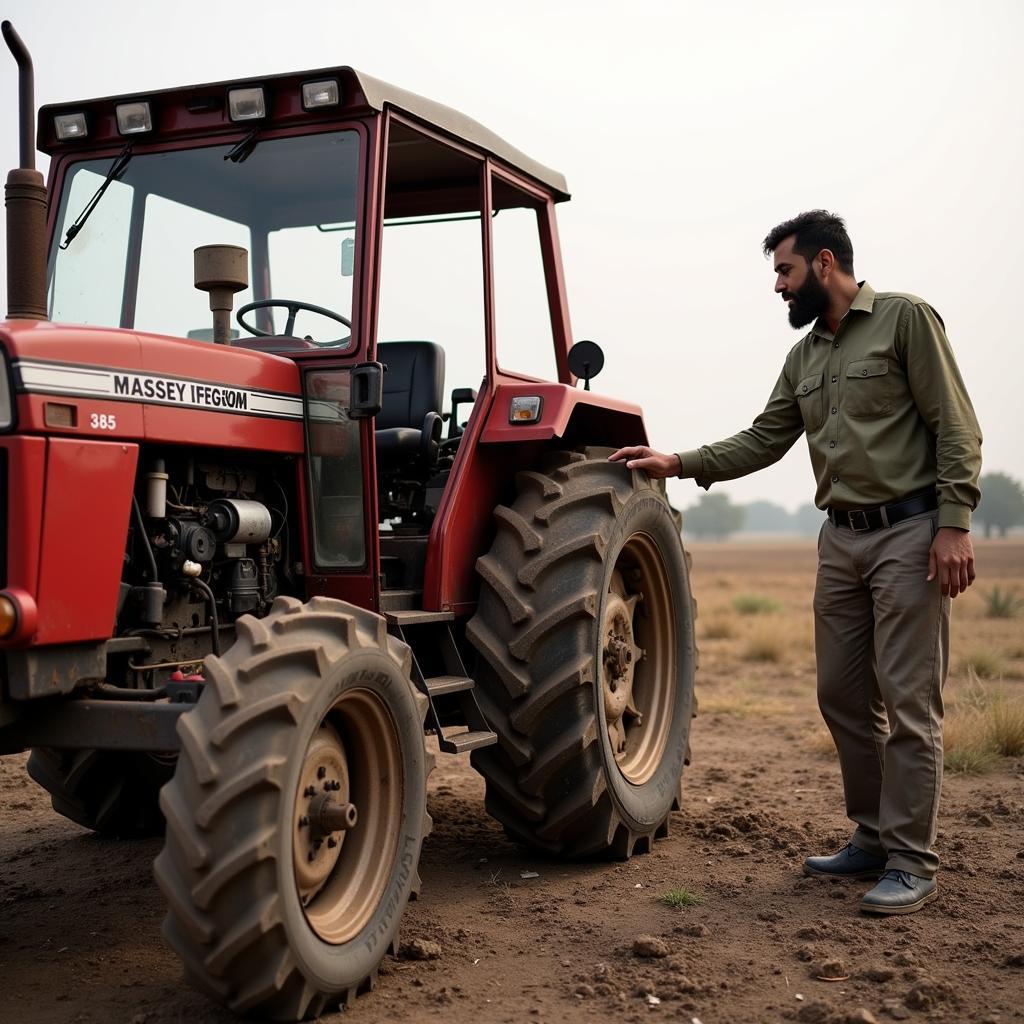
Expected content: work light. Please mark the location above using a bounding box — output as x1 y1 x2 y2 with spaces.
116 102 153 135
228 87 267 122
54 112 88 140
302 79 340 109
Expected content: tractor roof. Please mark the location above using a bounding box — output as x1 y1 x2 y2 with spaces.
38 65 570 201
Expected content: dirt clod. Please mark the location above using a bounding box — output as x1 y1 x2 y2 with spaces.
399 938 442 960
813 958 846 980
633 934 670 958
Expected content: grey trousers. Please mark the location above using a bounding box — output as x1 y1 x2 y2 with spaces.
813 510 949 879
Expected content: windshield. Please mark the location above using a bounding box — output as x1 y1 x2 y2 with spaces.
47 130 361 346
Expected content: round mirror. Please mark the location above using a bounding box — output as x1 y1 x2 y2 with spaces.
567 340 605 385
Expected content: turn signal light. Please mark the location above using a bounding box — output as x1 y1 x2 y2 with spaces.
0 594 17 639
509 396 543 424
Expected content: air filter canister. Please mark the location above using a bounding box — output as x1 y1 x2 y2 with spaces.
208 498 273 544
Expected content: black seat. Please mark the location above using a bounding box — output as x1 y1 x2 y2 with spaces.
375 341 445 467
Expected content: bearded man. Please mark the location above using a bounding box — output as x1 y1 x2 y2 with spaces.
610 210 982 915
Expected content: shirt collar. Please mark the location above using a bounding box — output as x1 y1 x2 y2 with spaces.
811 281 875 341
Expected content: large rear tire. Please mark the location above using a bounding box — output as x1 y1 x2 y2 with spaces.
154 596 432 1020
467 447 697 858
27 747 171 838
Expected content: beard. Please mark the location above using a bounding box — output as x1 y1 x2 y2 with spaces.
783 270 830 329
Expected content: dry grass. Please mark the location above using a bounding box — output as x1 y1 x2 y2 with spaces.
988 697 1024 757
732 593 781 615
805 726 838 760
742 626 786 663
697 693 787 718
958 649 1008 680
943 674 1024 772
686 539 1024 774
701 615 737 640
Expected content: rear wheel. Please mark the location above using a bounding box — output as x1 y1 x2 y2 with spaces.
27 747 171 837
467 447 697 858
154 596 431 1020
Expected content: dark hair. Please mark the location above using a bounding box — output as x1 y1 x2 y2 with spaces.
763 210 855 275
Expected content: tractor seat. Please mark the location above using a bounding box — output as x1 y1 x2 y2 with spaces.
375 341 445 467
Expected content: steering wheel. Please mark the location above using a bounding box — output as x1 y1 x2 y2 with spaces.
236 298 352 346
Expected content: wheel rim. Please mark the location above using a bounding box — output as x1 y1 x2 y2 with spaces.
601 532 677 785
293 688 403 944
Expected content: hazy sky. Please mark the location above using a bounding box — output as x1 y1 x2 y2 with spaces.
1 0 1020 513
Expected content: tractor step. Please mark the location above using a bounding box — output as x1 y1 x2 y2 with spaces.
424 675 475 697
383 607 455 626
438 729 497 754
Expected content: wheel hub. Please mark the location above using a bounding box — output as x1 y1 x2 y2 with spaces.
293 726 353 903
601 572 644 757
600 537 677 784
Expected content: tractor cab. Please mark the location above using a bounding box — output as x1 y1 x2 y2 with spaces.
38 65 578 613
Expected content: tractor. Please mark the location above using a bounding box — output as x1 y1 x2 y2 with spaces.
0 21 697 1019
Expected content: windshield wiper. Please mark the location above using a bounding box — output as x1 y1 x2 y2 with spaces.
60 143 133 250
224 129 259 164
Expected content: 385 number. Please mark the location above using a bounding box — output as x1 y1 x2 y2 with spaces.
90 413 118 431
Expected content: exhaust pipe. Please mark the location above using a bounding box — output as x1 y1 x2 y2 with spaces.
3 20 48 321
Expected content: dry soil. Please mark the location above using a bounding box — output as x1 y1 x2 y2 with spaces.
2 539 1023 1024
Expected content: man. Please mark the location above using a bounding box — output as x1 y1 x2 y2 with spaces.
610 210 982 915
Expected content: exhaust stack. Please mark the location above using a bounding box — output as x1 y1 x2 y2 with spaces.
3 20 48 321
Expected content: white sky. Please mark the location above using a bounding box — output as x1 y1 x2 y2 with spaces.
1 0 1020 512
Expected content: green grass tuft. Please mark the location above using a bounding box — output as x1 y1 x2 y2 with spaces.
732 594 781 615
981 585 1024 619
659 888 704 908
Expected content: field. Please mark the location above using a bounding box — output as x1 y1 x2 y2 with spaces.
1 540 1022 1023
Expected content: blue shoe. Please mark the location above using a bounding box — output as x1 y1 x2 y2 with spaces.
803 843 887 880
860 870 937 915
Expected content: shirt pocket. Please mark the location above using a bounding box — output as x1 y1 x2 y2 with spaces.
795 372 825 431
845 358 893 418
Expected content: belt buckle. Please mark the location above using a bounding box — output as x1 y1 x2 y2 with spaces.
848 509 871 532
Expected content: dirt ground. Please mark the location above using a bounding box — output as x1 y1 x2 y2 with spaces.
2 539 1023 1024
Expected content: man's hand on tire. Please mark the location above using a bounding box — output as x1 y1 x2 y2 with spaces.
608 446 681 479
927 527 976 598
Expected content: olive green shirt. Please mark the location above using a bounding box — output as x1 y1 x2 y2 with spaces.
676 283 982 530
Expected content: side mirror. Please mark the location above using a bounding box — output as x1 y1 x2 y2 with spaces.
567 340 604 391
348 361 384 419
449 386 477 439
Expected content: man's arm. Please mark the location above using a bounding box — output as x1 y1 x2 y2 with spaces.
610 367 805 484
898 301 982 598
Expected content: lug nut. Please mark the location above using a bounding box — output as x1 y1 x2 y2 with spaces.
327 837 337 849
298 815 309 829
317 766 326 780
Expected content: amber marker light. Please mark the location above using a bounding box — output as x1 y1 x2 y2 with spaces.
0 594 17 639
509 396 543 424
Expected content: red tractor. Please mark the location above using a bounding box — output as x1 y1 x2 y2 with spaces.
0 22 696 1019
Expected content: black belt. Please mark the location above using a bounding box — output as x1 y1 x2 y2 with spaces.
827 490 938 532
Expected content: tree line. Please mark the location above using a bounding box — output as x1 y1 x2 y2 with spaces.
681 472 1024 540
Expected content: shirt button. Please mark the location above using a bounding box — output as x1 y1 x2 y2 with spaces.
861 369 868 376
831 375 837 383
834 342 840 349
831 474 839 483
829 441 836 449
802 385 808 394
831 407 837 414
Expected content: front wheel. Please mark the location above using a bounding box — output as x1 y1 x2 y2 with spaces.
467 447 697 859
154 596 431 1020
